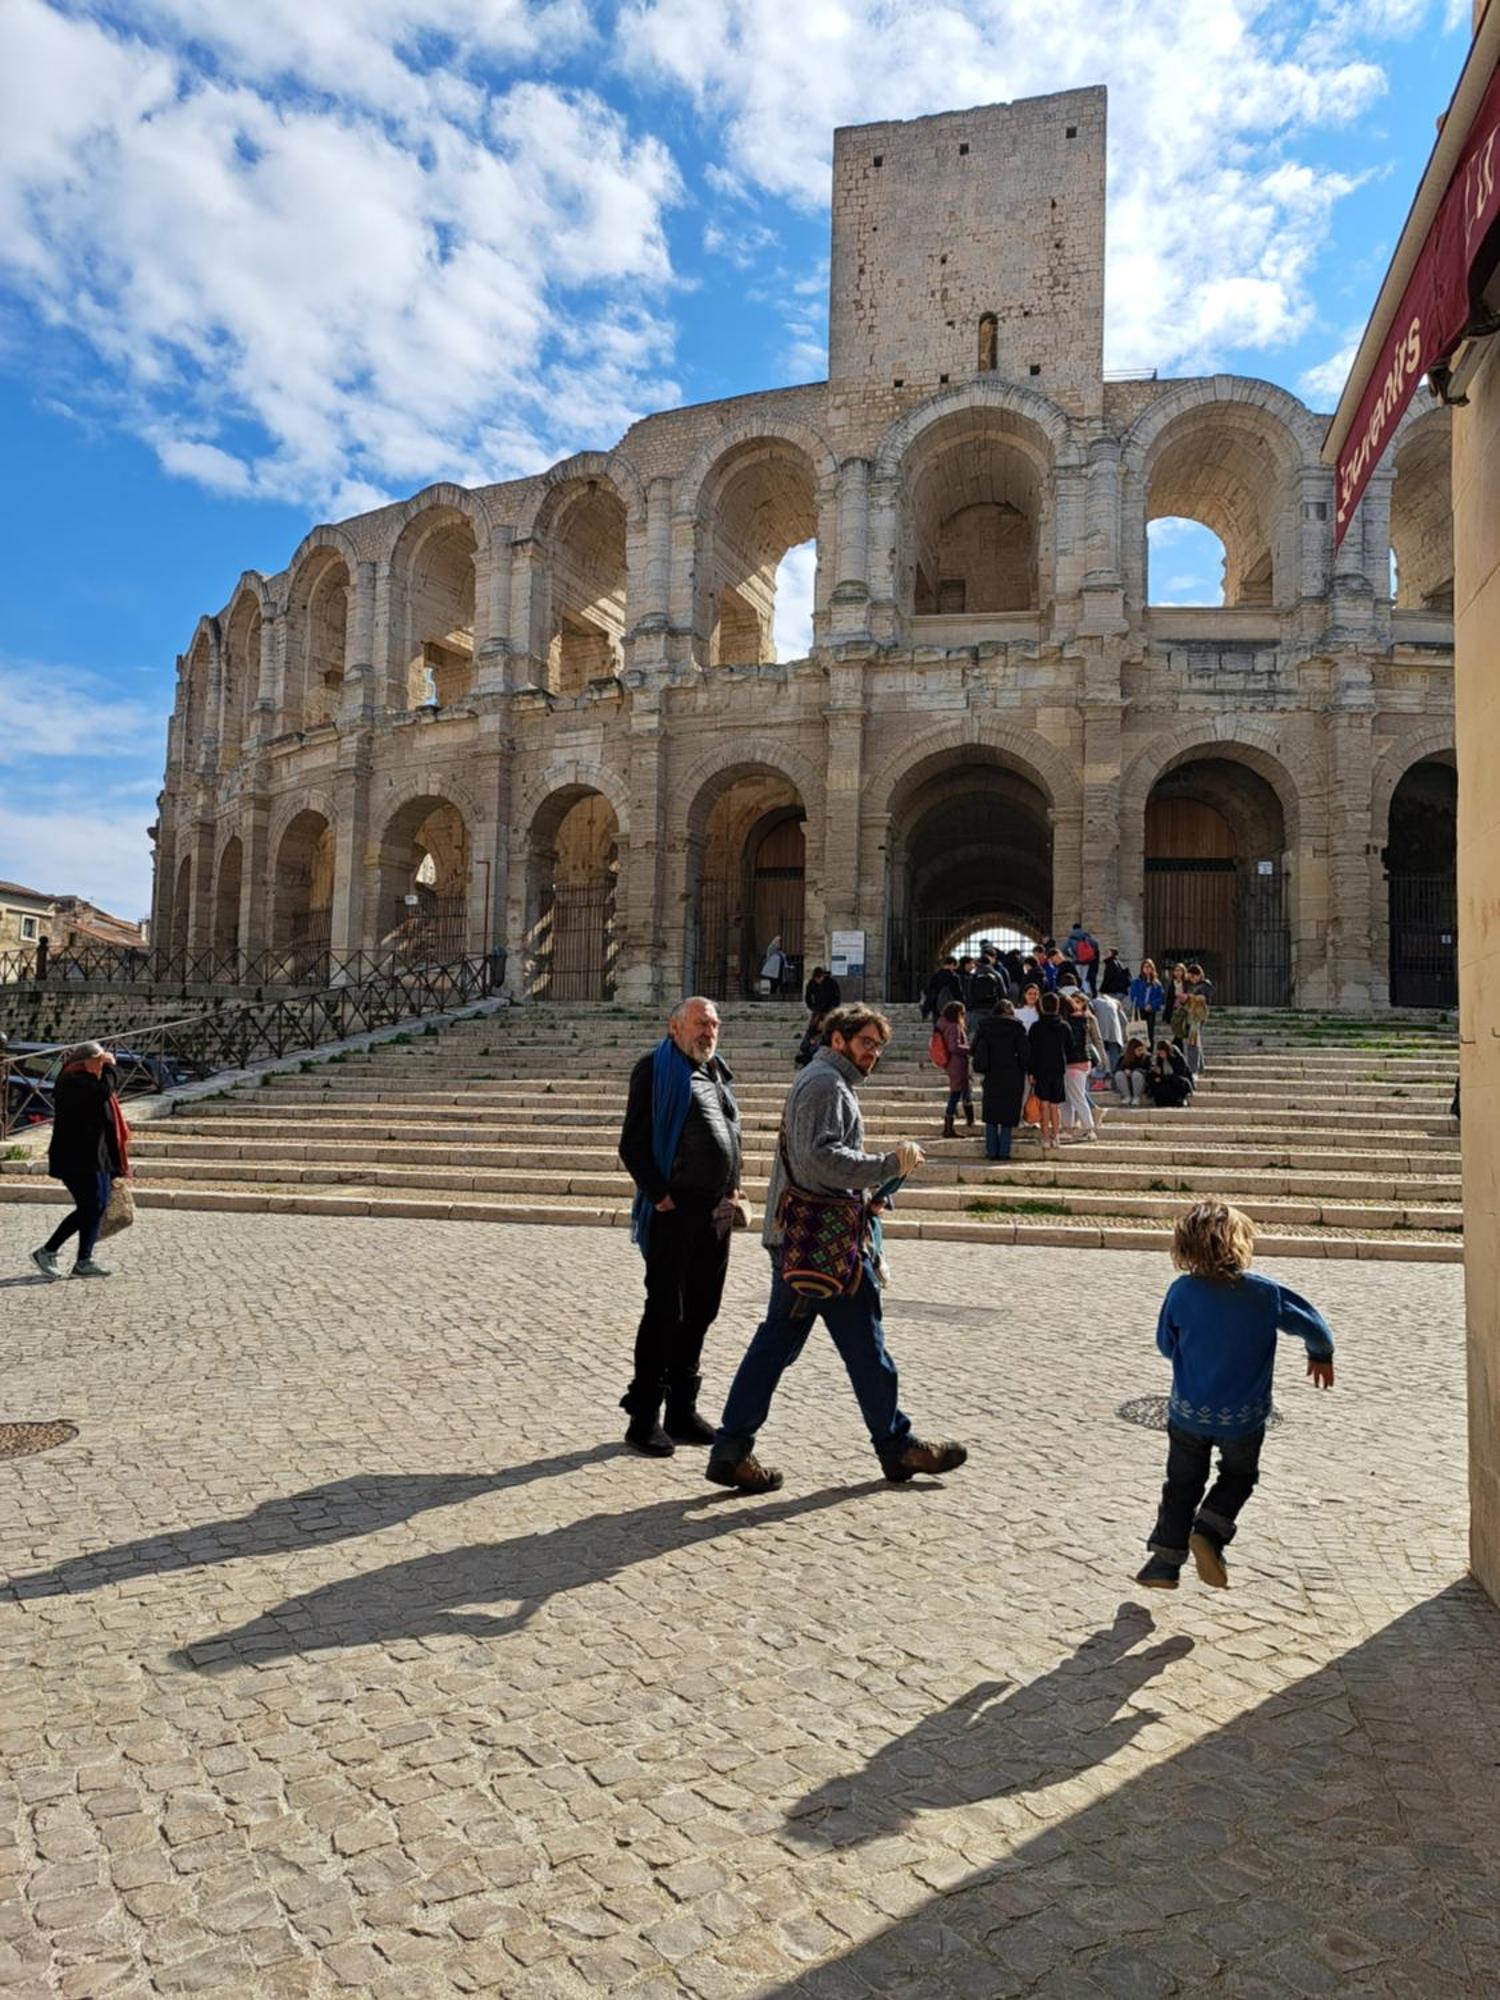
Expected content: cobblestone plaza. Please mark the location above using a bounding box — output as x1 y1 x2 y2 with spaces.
2 1208 1496 1997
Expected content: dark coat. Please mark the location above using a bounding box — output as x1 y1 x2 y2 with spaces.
48 1066 122 1183
921 966 963 1018
1100 956 1132 997
970 1013 1031 1126
1027 1015 1071 1095
804 974 842 1015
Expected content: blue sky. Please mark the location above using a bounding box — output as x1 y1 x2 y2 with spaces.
0 0 1476 921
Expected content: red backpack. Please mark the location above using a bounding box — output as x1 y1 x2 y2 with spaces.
929 1027 948 1069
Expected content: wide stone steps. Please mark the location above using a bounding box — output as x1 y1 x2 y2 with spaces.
0 1002 1461 1260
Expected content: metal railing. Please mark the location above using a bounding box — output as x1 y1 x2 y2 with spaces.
0 953 502 1141
0 940 497 992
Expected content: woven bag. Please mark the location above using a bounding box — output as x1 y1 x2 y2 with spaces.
98 1178 136 1240
775 1124 867 1299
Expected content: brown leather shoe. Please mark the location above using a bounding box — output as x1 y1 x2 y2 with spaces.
884 1439 968 1483
705 1454 784 1495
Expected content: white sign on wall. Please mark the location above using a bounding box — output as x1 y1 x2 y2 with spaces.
830 930 866 977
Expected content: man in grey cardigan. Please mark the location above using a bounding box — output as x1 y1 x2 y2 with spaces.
706 1004 970 1494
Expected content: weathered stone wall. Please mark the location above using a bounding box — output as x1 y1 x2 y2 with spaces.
151 93 1455 1015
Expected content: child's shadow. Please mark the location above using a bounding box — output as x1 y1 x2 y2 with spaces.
785 1603 1192 1846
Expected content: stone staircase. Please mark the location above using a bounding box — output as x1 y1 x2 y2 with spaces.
0 1001 1461 1260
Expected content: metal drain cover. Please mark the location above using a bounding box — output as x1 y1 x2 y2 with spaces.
0 1421 78 1461
1117 1396 1281 1432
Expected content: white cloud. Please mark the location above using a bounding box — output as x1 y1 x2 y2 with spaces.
1299 333 1362 403
0 655 162 766
0 800 156 921
0 0 683 512
774 542 817 661
619 0 1440 375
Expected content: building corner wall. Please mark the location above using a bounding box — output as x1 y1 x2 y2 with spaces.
1455 331 1500 1601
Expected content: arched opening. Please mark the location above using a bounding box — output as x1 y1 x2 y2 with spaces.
212 837 243 964
1145 518 1229 606
538 482 628 695
1144 407 1291 607
525 788 619 1000
1390 419 1454 612
287 552 349 731
372 796 472 965
977 314 998 374
171 854 194 960
272 810 335 977
772 542 817 661
221 596 261 769
1144 757 1290 1004
181 633 213 771
901 410 1049 616
687 767 808 997
884 754 1053 998
1385 755 1456 1006
699 444 819 667
396 512 477 710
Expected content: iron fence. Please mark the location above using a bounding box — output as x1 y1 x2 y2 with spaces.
0 954 501 1141
525 887 618 1001
0 940 490 992
1388 872 1457 1008
1143 861 1290 1007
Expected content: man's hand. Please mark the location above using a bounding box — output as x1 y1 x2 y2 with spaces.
654 1194 675 1213
1307 1358 1334 1389
892 1140 925 1177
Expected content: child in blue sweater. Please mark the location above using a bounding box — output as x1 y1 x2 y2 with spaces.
1137 1200 1335 1591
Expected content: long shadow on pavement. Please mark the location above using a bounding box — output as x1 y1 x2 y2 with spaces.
766 1580 1500 1997
173 1478 894 1671
3 1442 623 1599
784 1603 1192 1847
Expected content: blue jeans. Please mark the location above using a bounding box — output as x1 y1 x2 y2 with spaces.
44 1170 111 1263
984 1122 1012 1160
713 1252 912 1467
944 1086 971 1115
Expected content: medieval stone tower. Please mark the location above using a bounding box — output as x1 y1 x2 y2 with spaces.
154 87 1455 1011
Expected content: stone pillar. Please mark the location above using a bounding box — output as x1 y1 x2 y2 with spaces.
668 506 700 669
330 756 373 959
1455 319 1500 1603
1080 438 1128 634
629 476 674 673
475 530 515 696
185 816 216 956
1080 641 1124 944
1051 461 1090 610
1325 662 1377 1008
620 689 667 1003
237 792 272 965
340 562 379 726
822 665 867 967
830 458 872 643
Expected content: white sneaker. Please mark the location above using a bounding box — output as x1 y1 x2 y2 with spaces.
30 1248 62 1281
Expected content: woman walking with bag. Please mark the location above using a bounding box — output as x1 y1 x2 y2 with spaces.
936 999 973 1136
30 1041 129 1280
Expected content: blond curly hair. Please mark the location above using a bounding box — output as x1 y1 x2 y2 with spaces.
1171 1200 1256 1280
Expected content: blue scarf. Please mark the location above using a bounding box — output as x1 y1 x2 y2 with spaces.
630 1037 694 1257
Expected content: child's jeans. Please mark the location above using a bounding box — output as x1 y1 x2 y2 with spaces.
1148 1422 1265 1560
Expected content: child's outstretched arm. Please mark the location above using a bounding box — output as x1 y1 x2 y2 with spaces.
1274 1283 1335 1388
1155 1293 1180 1361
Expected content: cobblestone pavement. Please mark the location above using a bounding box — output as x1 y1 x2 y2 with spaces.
0 1206 1496 1999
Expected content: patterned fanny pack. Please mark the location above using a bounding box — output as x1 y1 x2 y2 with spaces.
775 1123 869 1300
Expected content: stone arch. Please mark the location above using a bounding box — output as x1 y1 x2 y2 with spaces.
1123 378 1319 609
286 521 361 580
678 753 816 998
284 545 351 731
369 790 474 962
511 759 632 844
170 853 194 961
387 498 482 710
515 449 647 538
526 469 631 693
270 805 336 971
211 833 244 961
180 618 218 772
685 431 832 667
868 722 1076 997
1121 722 1311 1004
220 580 266 769
1388 406 1454 612
515 778 624 1000
874 378 1079 480
864 716 1082 824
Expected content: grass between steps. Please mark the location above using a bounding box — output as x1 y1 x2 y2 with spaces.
965 1196 1072 1216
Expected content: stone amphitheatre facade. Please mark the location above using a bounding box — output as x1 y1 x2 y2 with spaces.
152 87 1457 1011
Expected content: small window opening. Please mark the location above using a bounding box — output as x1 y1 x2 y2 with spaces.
959 143 969 156
893 377 904 388
1029 363 1041 377
939 373 949 384
978 313 998 373
873 154 883 167
1066 125 1078 138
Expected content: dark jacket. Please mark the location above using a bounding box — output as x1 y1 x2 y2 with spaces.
1100 956 1132 997
1026 1015 1071 1089
970 1012 1031 1127
48 1065 122 1183
965 961 1007 1009
1148 1044 1195 1107
804 974 842 1015
920 965 963 1019
619 1049 741 1204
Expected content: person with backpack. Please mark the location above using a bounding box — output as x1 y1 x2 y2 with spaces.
1064 921 1101 994
933 999 973 1137
1130 959 1165 1049
1100 948 1132 998
966 950 1005 1011
920 956 963 1020
705 1005 967 1495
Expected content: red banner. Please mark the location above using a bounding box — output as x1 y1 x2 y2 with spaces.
1334 62 1500 547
